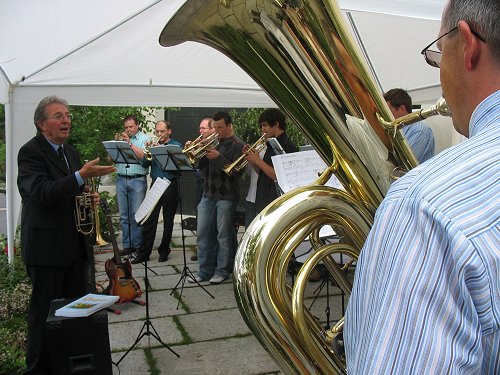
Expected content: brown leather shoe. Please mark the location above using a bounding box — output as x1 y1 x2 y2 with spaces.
190 255 198 261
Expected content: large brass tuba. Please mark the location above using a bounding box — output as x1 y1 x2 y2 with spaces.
160 1 445 374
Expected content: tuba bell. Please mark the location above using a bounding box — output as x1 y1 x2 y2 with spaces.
160 1 450 374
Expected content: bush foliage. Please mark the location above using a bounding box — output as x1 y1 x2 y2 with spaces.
0 232 30 374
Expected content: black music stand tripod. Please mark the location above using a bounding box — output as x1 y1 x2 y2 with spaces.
102 140 157 276
150 145 214 309
115 241 179 366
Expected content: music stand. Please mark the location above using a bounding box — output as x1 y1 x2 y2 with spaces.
113 177 179 365
114 234 179 366
102 141 157 276
150 145 215 308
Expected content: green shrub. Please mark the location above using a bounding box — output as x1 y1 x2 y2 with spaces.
0 239 30 374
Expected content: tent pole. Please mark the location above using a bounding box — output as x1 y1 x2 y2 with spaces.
5 83 15 264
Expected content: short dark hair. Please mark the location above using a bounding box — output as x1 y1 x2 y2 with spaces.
156 120 171 130
33 96 69 130
123 114 139 125
213 111 232 126
384 88 412 114
258 108 286 130
445 0 500 62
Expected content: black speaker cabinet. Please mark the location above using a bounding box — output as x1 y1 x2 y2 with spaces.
46 298 113 374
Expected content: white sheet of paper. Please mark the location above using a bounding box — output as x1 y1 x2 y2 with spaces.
272 149 343 237
134 177 171 224
271 149 344 193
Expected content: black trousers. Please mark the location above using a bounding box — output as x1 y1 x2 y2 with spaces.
139 178 179 256
24 253 88 375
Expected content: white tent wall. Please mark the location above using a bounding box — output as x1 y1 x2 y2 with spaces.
1 0 450 261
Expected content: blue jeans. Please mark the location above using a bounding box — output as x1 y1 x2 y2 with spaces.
196 197 236 280
116 175 147 249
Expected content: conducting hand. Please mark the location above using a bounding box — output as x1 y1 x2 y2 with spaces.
79 158 116 179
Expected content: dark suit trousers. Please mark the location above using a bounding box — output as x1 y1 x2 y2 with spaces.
140 179 179 256
24 254 88 375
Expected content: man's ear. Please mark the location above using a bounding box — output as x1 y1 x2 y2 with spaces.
459 20 481 71
37 121 46 132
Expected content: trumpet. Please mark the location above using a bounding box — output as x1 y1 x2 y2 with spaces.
75 176 108 245
143 136 160 161
183 132 219 165
381 97 451 131
114 132 130 141
183 134 203 150
223 133 267 176
75 177 96 236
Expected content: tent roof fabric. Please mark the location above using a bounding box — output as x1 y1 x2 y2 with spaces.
1 0 446 106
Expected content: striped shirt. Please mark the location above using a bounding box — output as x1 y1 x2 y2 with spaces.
402 120 435 163
345 90 500 374
115 131 149 176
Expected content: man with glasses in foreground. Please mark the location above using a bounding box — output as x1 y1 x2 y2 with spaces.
345 0 499 373
18 96 115 374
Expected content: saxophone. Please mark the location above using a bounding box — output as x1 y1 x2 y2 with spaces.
160 1 448 373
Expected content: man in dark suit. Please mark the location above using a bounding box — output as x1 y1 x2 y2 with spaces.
17 96 115 374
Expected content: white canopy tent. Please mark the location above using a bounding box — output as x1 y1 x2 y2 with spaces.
1 0 447 260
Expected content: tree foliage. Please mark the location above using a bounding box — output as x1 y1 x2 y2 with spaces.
230 108 306 147
67 105 164 162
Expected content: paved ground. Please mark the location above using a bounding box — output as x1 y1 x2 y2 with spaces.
92 214 347 375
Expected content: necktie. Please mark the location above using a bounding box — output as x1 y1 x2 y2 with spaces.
57 146 69 171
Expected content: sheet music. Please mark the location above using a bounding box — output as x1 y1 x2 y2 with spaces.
134 177 171 224
272 149 344 238
271 149 344 192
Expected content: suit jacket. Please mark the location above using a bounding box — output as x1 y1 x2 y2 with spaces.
17 133 86 267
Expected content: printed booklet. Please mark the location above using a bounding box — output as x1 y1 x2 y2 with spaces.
55 293 119 317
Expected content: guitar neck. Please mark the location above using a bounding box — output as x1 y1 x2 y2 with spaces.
104 210 122 265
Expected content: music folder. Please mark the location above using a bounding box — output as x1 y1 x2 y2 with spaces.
149 144 195 172
102 140 140 165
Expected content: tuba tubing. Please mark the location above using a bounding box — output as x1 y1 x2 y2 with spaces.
160 1 450 374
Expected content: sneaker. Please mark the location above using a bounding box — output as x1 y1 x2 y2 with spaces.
209 275 226 284
187 275 204 283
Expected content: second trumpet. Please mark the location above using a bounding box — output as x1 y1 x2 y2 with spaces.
224 133 267 176
183 133 219 165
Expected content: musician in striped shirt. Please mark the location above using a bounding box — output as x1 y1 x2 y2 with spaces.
345 0 500 373
384 88 435 163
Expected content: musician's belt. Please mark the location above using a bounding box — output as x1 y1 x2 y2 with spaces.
117 174 147 179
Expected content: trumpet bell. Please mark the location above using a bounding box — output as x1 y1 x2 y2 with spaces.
223 133 267 176
183 133 219 166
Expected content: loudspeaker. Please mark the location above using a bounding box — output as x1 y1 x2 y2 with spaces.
46 298 113 374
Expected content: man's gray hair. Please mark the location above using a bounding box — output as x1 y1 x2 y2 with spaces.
444 0 500 61
33 96 69 129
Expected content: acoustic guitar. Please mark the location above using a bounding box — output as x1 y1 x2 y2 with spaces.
101 198 142 303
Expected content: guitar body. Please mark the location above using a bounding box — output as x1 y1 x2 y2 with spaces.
105 257 142 304
100 198 142 304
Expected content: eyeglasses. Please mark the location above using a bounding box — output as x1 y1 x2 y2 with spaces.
45 113 73 121
421 25 486 68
